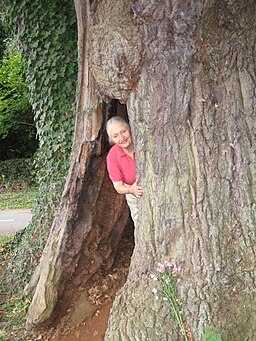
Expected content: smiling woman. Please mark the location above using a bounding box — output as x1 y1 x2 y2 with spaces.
106 116 143 225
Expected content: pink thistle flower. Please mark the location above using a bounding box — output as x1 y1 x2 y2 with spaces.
157 262 166 273
173 263 182 273
152 288 158 294
150 274 158 281
165 261 174 268
176 266 183 273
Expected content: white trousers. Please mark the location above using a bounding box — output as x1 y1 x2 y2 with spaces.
125 193 138 226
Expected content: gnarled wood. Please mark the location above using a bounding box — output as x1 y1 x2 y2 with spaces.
26 0 130 327
90 0 143 102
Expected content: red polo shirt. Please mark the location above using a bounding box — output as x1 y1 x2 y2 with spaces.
106 144 136 185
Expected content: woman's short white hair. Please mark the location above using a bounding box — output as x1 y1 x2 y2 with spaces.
106 116 130 145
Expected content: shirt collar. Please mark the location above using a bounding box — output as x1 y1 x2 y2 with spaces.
115 145 134 157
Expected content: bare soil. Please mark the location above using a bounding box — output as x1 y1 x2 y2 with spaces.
34 224 134 341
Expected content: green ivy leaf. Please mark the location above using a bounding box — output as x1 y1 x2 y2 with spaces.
203 326 222 341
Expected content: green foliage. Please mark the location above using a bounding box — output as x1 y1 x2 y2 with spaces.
0 234 12 247
0 157 36 189
0 1 77 337
0 14 8 60
0 188 37 209
202 326 222 341
0 41 29 135
0 36 38 160
1 0 78 296
0 289 31 340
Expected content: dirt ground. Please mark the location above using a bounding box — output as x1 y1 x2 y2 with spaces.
34 225 134 341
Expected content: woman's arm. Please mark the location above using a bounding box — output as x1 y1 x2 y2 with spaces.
113 180 143 198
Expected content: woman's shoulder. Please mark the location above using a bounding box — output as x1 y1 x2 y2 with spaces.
108 144 122 157
106 145 119 167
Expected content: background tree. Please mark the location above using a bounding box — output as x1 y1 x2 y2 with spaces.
0 39 37 160
0 14 7 60
1 0 78 296
2 0 256 340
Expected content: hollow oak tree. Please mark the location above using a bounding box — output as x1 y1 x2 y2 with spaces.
26 0 256 340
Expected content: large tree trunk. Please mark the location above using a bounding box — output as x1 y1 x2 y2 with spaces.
106 1 256 340
27 0 256 340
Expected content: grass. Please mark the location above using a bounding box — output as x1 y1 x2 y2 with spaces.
0 183 38 340
0 234 13 247
0 188 37 210
0 188 35 341
0 289 31 341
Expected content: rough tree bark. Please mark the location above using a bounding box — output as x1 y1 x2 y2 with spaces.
106 1 256 340
25 0 132 326
27 0 256 340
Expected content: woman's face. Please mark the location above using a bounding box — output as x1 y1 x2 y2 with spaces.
109 122 132 149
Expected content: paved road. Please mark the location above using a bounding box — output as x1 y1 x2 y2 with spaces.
0 209 32 235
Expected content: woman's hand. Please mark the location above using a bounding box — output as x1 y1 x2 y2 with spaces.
129 180 143 198
112 180 143 197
